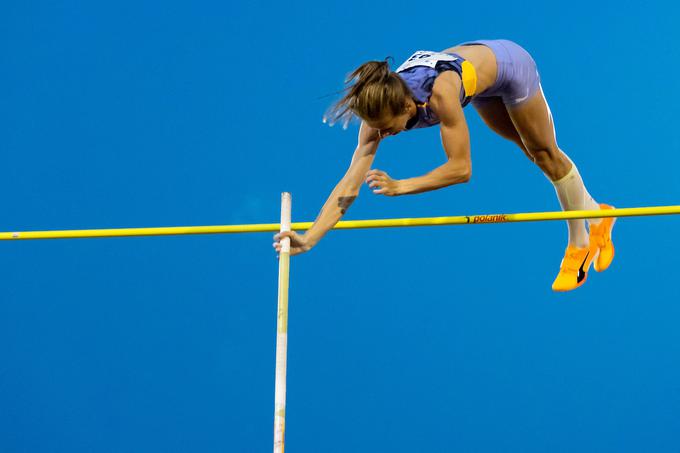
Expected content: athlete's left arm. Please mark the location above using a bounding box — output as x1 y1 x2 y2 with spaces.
398 71 472 195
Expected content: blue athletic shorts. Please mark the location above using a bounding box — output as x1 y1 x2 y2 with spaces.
459 39 541 107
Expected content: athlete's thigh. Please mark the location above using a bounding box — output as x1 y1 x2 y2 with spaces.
473 96 535 161
505 85 558 153
473 97 524 146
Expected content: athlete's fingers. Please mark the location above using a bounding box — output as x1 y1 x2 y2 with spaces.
274 231 300 250
366 174 386 183
278 231 297 240
275 244 301 256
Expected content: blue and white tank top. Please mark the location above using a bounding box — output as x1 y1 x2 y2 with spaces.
396 51 478 130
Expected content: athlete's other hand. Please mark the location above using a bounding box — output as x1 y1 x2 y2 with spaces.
365 169 402 196
273 231 312 256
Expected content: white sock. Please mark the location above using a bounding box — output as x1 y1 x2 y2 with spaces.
550 155 601 248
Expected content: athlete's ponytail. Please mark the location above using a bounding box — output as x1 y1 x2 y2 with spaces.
324 58 412 128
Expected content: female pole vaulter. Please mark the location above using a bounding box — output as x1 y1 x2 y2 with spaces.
274 39 615 291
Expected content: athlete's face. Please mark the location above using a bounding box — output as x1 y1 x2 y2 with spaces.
367 99 416 139
369 112 410 138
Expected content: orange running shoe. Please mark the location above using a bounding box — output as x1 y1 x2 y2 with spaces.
552 243 598 292
589 203 616 272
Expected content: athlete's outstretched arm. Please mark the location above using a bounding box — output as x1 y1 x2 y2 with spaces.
273 122 380 255
399 71 472 195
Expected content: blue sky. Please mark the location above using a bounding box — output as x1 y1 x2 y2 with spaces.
1 1 679 452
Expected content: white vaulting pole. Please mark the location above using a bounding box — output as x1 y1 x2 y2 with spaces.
274 192 292 453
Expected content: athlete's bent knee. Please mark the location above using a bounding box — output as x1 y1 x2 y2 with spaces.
527 147 562 179
527 146 554 163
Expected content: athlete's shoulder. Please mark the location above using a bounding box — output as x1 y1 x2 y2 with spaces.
431 70 462 96
430 72 463 118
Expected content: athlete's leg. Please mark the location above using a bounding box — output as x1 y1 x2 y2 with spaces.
504 85 613 290
472 97 535 161
505 85 601 248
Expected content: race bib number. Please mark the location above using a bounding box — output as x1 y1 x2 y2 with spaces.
396 50 459 72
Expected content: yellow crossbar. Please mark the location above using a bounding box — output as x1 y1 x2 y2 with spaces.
1 205 678 240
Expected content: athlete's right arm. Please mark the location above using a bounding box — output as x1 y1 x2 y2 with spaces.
273 122 380 256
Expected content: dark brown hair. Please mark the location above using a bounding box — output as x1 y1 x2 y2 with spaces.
324 58 412 128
